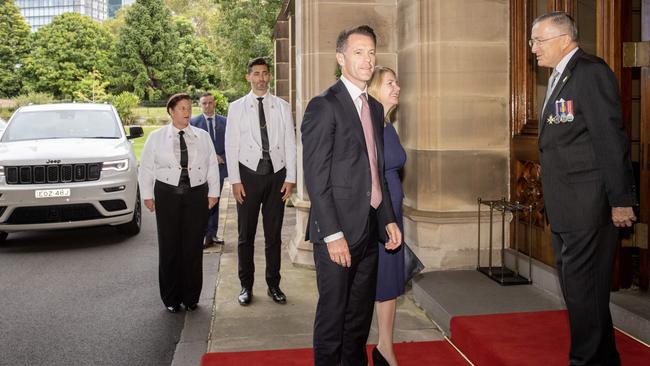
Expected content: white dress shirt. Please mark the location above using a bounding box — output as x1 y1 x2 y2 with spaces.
138 124 220 200
340 74 366 118
553 47 580 86
225 90 296 184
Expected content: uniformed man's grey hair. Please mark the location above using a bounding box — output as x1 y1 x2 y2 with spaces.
532 11 578 42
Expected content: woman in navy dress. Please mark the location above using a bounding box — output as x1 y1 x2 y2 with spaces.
368 66 405 366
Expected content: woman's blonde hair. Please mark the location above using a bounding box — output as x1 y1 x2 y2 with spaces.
368 66 398 123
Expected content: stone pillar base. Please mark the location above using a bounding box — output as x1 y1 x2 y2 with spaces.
403 207 509 270
288 195 315 268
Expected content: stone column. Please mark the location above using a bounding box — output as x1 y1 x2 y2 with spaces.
274 19 290 102
397 0 510 269
288 0 398 267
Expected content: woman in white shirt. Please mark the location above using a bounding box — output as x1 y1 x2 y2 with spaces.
138 93 220 313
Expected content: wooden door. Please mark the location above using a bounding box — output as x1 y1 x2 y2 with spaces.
625 0 650 290
641 0 650 290
509 1 642 272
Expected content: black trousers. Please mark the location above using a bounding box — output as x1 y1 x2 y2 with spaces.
154 181 208 307
551 222 620 366
237 164 286 289
313 208 378 366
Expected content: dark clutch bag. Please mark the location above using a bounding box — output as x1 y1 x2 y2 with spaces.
404 242 424 284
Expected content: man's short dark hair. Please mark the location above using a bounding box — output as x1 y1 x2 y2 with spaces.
532 11 578 42
166 93 191 115
200 92 213 100
247 57 270 74
335 25 377 53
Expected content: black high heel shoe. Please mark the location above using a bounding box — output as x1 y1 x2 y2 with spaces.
372 346 390 366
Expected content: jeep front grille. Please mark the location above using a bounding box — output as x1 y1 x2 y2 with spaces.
5 163 103 184
6 204 103 224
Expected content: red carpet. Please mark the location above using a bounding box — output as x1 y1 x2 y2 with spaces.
201 341 469 366
202 311 650 366
450 310 650 366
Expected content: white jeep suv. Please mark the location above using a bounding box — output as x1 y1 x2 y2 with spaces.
0 103 143 242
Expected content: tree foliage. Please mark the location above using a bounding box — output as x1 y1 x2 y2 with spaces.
112 91 140 125
0 0 31 97
174 16 220 94
13 92 55 108
212 0 282 97
104 5 129 39
114 0 181 100
73 69 111 102
165 0 216 38
20 12 116 99
205 89 229 116
4 0 284 104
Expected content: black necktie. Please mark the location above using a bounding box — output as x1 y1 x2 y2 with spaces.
179 131 188 167
257 97 271 161
178 130 190 186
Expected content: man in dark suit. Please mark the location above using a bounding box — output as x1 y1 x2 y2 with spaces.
191 92 228 248
532 12 637 366
301 25 402 366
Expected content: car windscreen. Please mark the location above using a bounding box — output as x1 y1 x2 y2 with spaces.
1 110 121 142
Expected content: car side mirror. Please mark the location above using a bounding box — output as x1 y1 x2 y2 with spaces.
127 126 144 139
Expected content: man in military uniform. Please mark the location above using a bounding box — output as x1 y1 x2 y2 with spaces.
532 12 637 366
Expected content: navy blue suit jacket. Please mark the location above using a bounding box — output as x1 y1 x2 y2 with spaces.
191 114 228 178
301 80 396 245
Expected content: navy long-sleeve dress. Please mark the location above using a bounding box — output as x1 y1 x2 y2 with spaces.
376 122 406 301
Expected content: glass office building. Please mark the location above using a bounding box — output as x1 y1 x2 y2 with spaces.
107 0 133 18
16 0 108 31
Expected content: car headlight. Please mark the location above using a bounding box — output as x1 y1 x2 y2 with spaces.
0 166 4 176
102 159 129 172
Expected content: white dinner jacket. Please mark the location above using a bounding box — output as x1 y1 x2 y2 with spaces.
225 91 296 184
138 124 220 200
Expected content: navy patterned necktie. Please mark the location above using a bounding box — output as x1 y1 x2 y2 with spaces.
207 117 215 141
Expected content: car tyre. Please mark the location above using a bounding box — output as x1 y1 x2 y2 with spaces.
117 188 141 236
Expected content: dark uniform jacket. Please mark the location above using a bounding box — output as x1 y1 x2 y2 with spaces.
538 48 636 232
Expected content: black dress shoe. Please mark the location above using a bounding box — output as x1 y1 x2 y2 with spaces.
166 305 181 313
238 287 252 305
267 287 287 304
185 303 198 311
372 346 390 366
203 235 215 249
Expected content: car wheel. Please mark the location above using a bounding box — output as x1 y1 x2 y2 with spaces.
117 188 141 236
0 231 7 243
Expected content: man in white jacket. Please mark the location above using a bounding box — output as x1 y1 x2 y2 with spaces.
225 57 296 306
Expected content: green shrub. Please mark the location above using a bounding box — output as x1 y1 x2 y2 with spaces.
211 90 229 116
13 92 56 108
144 117 158 125
112 91 140 125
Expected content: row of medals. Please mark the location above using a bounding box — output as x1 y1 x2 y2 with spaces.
547 112 574 125
548 98 574 125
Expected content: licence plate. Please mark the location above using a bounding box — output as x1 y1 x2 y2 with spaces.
35 189 71 198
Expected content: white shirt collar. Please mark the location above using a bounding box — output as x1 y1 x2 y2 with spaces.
555 47 579 76
340 75 367 101
248 90 270 102
170 123 195 137
203 114 215 120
